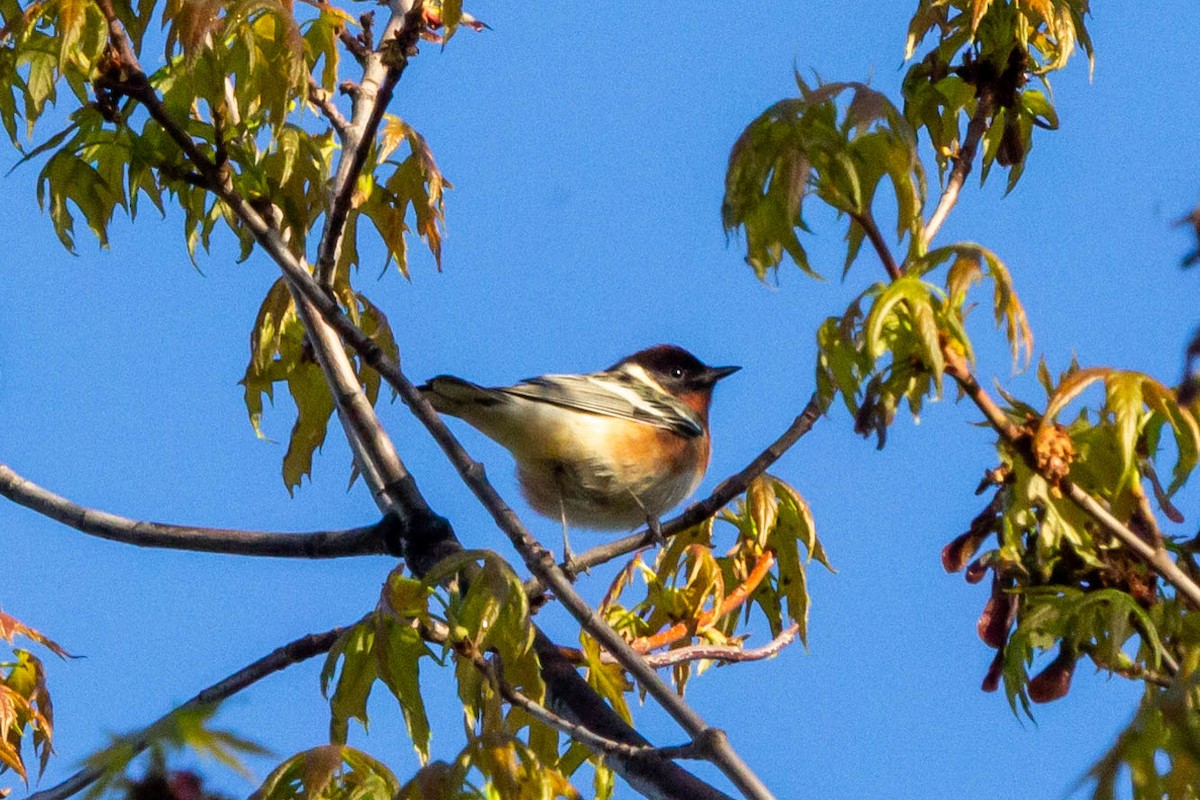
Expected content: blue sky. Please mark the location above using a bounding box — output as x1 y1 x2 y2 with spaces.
4 2 1200 798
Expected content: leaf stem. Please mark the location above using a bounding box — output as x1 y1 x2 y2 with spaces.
850 209 902 280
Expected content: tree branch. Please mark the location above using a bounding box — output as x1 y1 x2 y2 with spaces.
314 0 424 286
307 76 351 139
941 351 1200 609
26 628 344 800
921 90 995 250
0 464 392 557
849 210 901 280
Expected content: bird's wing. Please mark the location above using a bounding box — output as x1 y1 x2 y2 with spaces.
500 373 704 438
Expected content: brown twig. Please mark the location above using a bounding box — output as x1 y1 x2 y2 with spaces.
849 209 901 280
631 552 776 654
466 648 646 761
313 0 424 286
0 464 391 557
307 76 351 139
557 623 801 670
921 90 996 250
641 624 800 669
26 628 344 800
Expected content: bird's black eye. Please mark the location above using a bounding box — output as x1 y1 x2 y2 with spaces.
670 367 685 379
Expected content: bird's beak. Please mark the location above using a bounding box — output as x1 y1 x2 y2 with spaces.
704 365 741 385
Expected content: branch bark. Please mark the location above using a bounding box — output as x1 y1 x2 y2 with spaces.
849 210 901 280
0 464 391 557
921 90 995 250
313 0 423 286
26 628 344 800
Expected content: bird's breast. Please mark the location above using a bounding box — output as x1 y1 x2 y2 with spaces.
516 416 710 530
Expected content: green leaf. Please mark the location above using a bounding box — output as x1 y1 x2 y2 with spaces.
375 617 433 763
251 745 401 800
580 635 632 724
321 620 377 744
724 80 922 280
863 276 945 391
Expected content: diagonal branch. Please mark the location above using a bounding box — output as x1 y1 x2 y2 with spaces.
313 0 424 286
307 76 351 139
26 627 344 800
849 210 901 280
464 646 646 762
921 90 995 250
0 463 392 557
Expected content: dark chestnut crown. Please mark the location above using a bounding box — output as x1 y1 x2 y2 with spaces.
611 344 740 390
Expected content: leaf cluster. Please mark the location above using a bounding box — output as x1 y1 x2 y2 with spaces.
0 610 68 790
591 475 832 699
319 556 576 800
722 78 925 280
903 0 1089 186
816 243 1030 446
241 269 399 493
941 365 1200 710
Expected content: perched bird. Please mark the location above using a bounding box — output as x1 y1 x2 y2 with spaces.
419 344 739 567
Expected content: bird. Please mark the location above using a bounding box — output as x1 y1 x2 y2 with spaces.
418 344 739 570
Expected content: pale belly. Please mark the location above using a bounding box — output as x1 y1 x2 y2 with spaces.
516 445 706 530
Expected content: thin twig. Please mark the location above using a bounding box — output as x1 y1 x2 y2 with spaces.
467 649 646 761
640 624 800 669
631 552 776 654
307 76 351 139
555 624 802 669
314 0 423 286
849 210 901 280
26 628 344 800
0 464 390 557
921 90 995 250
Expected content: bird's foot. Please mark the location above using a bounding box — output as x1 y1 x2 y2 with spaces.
646 515 665 547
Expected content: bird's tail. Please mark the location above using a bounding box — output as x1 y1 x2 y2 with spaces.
418 375 505 417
